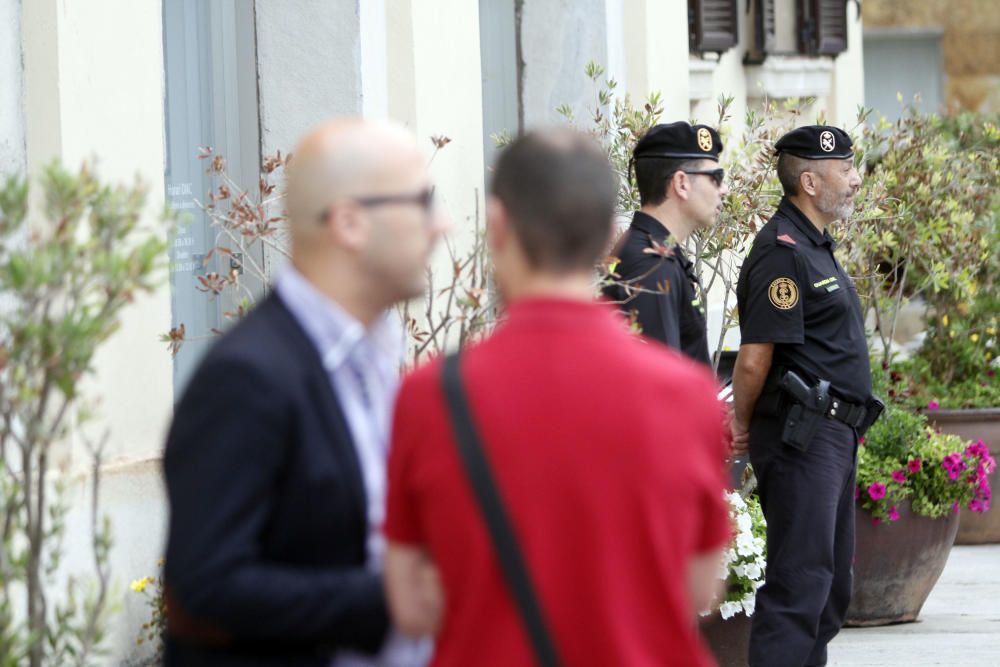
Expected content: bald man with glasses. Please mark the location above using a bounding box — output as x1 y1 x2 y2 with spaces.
163 119 448 667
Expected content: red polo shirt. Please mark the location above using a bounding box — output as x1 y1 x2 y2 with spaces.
385 298 730 667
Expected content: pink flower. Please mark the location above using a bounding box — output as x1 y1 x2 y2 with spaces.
888 506 900 522
868 482 887 500
953 501 961 514
907 459 922 473
891 470 907 483
942 453 967 480
928 400 940 411
858 436 865 445
872 518 881 526
966 440 989 459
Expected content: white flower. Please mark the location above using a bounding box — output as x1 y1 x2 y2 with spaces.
741 595 757 616
723 548 737 565
736 512 753 533
736 532 757 557
719 601 742 620
732 563 746 578
744 562 762 581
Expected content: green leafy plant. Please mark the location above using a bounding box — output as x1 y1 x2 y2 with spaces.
839 109 1000 365
0 164 168 666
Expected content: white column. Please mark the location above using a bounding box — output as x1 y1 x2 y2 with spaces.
387 0 486 248
0 0 25 176
622 0 690 121
832 0 865 126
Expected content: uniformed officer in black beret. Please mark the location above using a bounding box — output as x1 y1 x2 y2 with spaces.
602 121 728 365
731 125 881 667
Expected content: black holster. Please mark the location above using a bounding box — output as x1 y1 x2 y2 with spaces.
777 370 830 451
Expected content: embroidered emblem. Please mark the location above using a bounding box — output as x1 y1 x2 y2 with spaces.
776 233 797 245
820 130 836 153
697 127 713 152
768 277 799 310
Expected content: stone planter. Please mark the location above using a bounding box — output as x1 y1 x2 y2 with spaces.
845 500 959 626
699 611 751 667
927 408 1000 544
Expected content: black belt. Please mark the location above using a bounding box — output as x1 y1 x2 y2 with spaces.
827 397 867 429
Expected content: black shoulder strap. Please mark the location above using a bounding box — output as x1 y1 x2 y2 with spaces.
440 352 563 667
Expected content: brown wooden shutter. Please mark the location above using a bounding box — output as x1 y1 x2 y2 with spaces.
689 0 739 54
798 0 848 55
756 0 776 53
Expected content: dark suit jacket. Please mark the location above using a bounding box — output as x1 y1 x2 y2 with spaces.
163 293 389 666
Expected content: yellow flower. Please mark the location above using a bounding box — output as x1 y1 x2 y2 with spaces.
949 330 957 339
942 314 949 328
971 333 980 343
988 327 997 336
130 576 154 593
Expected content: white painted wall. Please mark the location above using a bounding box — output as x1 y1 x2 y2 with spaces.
621 0 690 121
832 0 865 126
361 0 389 119
0 0 25 177
21 0 172 663
255 0 363 158
521 0 608 127
387 0 486 277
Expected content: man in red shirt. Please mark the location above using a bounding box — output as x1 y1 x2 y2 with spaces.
384 129 731 666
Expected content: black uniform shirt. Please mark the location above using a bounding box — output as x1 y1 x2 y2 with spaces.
604 212 711 366
736 198 871 403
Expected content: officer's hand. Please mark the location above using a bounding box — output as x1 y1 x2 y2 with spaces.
730 418 750 456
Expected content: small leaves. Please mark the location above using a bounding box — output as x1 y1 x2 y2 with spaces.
430 135 452 149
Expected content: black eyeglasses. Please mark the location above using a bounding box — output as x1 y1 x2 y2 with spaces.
356 186 435 210
319 187 435 223
681 168 726 187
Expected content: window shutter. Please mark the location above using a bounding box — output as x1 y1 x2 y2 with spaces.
756 0 776 53
799 0 848 56
689 0 739 54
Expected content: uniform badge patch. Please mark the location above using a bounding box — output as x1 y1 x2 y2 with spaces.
819 130 836 152
768 277 799 310
697 127 713 152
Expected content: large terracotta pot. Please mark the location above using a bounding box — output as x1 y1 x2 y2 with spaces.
845 500 959 626
927 408 1000 544
699 611 751 667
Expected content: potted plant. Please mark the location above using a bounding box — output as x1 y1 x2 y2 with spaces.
699 489 766 667
889 290 1000 544
846 394 993 626
839 112 1000 544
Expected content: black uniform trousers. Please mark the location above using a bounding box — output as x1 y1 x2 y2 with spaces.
747 415 858 667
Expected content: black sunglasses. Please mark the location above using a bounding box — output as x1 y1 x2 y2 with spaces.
681 168 726 187
319 186 436 223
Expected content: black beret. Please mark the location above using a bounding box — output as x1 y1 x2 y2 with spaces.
633 121 722 162
774 125 854 160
